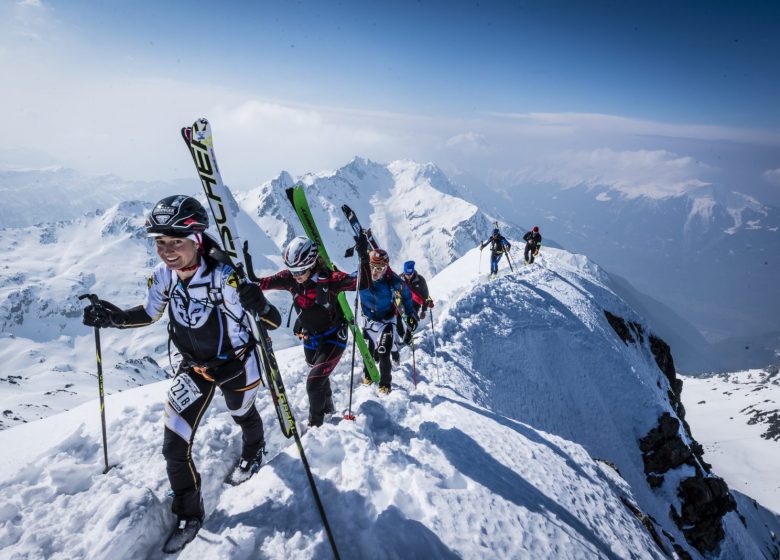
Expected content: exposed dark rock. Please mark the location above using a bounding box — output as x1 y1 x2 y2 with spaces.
650 335 676 392
594 458 621 476
620 497 669 556
629 320 645 343
672 543 694 560
639 413 695 476
604 310 635 344
647 474 665 488
673 476 736 553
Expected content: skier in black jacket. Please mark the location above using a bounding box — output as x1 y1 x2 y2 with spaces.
246 236 357 427
523 226 542 264
393 260 434 358
81 195 281 550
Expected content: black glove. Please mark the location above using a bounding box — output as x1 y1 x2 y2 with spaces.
83 300 128 328
237 282 267 314
406 314 418 332
419 309 426 320
354 234 369 256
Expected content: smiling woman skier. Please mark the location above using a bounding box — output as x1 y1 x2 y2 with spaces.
81 195 280 552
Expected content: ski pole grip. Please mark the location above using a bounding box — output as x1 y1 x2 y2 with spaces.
78 293 100 307
242 241 261 282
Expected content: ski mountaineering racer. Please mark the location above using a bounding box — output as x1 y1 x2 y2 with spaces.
240 236 357 427
81 195 282 552
480 228 512 276
354 235 418 394
401 260 433 319
523 226 543 264
394 260 434 357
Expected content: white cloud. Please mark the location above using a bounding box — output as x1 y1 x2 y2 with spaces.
762 168 780 187
484 111 780 147
511 148 710 199
4 0 50 41
445 132 489 153
0 11 773 202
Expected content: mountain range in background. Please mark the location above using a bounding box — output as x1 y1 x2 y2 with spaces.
452 170 779 367
1 157 779 557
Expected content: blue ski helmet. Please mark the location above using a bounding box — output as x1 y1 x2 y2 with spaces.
492 228 500 236
403 261 415 275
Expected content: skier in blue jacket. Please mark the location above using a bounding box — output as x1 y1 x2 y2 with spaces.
480 228 512 276
354 234 417 393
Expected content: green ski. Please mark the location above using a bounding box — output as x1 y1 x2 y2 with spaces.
285 185 381 383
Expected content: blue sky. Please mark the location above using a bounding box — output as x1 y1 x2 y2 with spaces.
2 0 779 200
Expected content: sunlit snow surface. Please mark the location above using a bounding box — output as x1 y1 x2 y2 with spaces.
2 247 778 558
681 369 780 514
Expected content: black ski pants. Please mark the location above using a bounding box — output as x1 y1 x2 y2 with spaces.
163 361 264 520
303 332 347 426
524 243 537 263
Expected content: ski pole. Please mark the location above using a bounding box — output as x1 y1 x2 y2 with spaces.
78 294 113 475
478 246 483 276
411 337 417 388
506 249 515 272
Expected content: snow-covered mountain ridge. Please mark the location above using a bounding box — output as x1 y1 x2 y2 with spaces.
1 246 778 559
237 157 526 279
476 177 780 358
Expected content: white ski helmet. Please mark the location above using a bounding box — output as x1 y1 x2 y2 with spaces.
283 236 318 274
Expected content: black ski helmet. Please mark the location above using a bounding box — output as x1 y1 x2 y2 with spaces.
146 195 209 237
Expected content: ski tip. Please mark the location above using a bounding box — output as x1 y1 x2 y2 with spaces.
181 127 192 144
284 187 296 206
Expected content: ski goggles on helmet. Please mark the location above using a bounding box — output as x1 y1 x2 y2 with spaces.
291 267 312 278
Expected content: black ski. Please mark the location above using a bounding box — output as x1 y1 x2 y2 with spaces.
341 204 380 251
181 119 341 559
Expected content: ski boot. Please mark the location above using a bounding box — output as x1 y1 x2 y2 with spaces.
162 516 203 554
224 444 266 486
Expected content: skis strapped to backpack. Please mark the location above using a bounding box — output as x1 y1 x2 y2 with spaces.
181 119 340 559
285 186 381 384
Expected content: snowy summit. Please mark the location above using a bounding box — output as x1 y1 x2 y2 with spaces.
0 156 778 559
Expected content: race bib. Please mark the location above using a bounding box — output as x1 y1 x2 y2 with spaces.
168 374 202 414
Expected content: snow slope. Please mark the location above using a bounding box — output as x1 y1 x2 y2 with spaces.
681 367 780 514
1 246 778 559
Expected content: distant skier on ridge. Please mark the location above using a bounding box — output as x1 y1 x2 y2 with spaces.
480 228 512 277
81 195 282 551
523 226 542 265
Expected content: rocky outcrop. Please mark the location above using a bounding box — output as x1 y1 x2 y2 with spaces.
639 413 695 487
605 310 734 553
673 477 736 553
